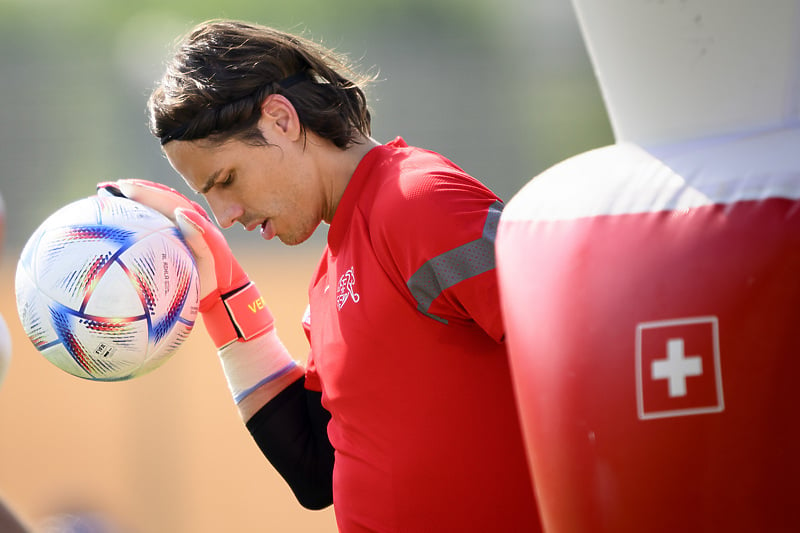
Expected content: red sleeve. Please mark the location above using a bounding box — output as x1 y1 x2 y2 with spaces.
370 169 505 342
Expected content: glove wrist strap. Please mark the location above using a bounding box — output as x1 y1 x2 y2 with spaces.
201 282 273 348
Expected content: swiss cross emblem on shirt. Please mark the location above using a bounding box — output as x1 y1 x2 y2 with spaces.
635 316 725 420
336 266 360 310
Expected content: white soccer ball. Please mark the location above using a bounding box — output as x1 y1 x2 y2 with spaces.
15 194 200 381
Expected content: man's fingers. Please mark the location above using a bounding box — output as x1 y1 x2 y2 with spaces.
175 207 217 301
116 179 195 222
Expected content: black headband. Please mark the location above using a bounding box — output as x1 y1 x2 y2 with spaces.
277 70 311 89
159 70 312 145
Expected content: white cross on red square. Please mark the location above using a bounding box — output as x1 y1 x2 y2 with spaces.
636 316 725 420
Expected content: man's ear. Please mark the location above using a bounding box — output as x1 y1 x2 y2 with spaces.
258 94 301 141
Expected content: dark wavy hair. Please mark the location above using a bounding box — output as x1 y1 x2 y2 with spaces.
149 20 374 148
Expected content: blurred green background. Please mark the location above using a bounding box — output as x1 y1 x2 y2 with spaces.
0 1 613 531
0 0 612 251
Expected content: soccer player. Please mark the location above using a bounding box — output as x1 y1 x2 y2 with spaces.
100 20 541 532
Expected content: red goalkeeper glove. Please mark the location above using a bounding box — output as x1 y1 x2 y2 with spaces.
97 179 301 403
99 178 269 347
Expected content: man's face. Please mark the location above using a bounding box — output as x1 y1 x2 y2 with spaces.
163 135 325 246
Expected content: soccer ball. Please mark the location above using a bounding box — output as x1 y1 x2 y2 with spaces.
15 194 200 381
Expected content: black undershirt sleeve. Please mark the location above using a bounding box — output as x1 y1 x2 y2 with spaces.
245 376 335 510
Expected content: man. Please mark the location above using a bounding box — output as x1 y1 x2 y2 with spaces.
101 20 540 533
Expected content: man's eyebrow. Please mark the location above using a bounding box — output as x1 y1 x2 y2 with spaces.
200 169 222 194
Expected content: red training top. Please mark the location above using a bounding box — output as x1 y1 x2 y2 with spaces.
303 138 540 532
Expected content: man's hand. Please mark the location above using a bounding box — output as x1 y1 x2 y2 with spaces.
98 179 271 348
98 179 302 411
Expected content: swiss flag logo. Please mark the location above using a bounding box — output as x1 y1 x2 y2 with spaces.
636 316 724 420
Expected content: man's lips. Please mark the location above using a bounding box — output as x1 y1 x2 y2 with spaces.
260 219 276 240
243 219 276 240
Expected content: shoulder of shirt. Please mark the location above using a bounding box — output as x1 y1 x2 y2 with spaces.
368 141 476 206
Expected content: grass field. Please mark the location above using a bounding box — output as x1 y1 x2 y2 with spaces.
0 248 338 532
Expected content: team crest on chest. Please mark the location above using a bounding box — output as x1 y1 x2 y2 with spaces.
336 266 360 310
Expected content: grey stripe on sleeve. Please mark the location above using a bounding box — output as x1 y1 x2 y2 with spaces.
406 200 503 324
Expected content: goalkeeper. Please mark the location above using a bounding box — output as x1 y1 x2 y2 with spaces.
100 19 540 533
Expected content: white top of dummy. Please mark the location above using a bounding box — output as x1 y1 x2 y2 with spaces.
572 0 800 147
